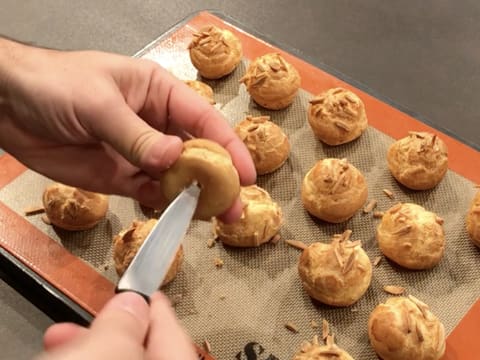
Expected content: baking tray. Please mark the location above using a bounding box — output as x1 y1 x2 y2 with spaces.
0 10 479 360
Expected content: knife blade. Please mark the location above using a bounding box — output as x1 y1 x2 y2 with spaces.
116 182 201 299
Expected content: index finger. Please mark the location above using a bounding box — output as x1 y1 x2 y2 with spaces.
144 66 256 186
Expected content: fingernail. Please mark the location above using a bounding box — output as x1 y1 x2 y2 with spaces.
103 292 150 325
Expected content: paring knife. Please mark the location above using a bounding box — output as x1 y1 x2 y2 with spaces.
116 182 201 300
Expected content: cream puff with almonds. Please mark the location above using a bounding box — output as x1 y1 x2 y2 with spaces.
387 132 448 190
308 87 368 146
292 335 354 360
188 25 242 79
240 53 301 110
298 231 372 306
42 183 108 231
113 219 183 286
301 158 368 223
376 203 445 270
234 115 290 175
184 80 215 104
467 191 480 247
213 185 282 247
368 295 446 360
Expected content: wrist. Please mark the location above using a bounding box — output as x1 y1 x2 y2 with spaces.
0 38 24 112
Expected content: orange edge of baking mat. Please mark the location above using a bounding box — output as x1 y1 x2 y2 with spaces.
189 11 478 360
189 11 480 187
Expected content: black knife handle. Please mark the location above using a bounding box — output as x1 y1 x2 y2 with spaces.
114 287 150 304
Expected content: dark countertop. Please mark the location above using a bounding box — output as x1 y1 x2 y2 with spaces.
1 1 479 358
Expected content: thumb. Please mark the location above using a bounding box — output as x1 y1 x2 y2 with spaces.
37 292 150 360
88 100 183 178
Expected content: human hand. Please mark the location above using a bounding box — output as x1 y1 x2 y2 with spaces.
36 292 197 360
0 39 255 222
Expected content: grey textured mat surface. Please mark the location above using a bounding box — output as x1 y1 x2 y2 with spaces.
1 32 480 360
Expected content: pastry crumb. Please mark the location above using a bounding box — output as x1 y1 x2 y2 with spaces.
373 211 384 219
384 285 406 295
214 258 224 268
310 320 319 328
373 256 382 266
206 238 216 248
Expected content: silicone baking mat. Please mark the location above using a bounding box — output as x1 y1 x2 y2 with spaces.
0 11 479 360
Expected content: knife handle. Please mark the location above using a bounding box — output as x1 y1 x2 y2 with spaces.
114 287 150 304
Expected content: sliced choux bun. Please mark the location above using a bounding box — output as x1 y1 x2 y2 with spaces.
184 80 215 104
239 53 301 110
42 183 108 231
298 231 372 307
376 203 445 270
308 87 368 146
160 138 240 220
113 219 183 286
387 132 448 190
368 295 446 360
301 158 368 223
467 191 480 247
213 185 282 247
234 115 290 175
188 25 242 79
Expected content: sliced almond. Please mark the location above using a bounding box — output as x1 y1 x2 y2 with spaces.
285 322 299 333
344 240 362 248
312 334 320 345
341 229 353 242
383 189 395 199
334 120 351 131
310 320 319 329
270 234 281 245
326 333 335 346
322 319 330 340
24 205 45 216
373 256 382 266
345 93 357 103
373 211 384 219
342 251 356 274
285 239 308 250
41 214 51 225
363 199 378 213
383 285 406 295
392 225 412 235
416 322 424 342
309 97 324 105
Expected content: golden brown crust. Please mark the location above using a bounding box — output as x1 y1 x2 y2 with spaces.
308 87 368 145
466 191 480 247
387 132 448 190
292 336 354 360
113 219 183 286
234 115 290 175
42 183 108 231
213 185 282 247
298 234 372 306
368 296 446 360
376 203 445 269
240 53 301 110
301 158 368 223
188 25 242 79
160 139 240 220
184 80 215 104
